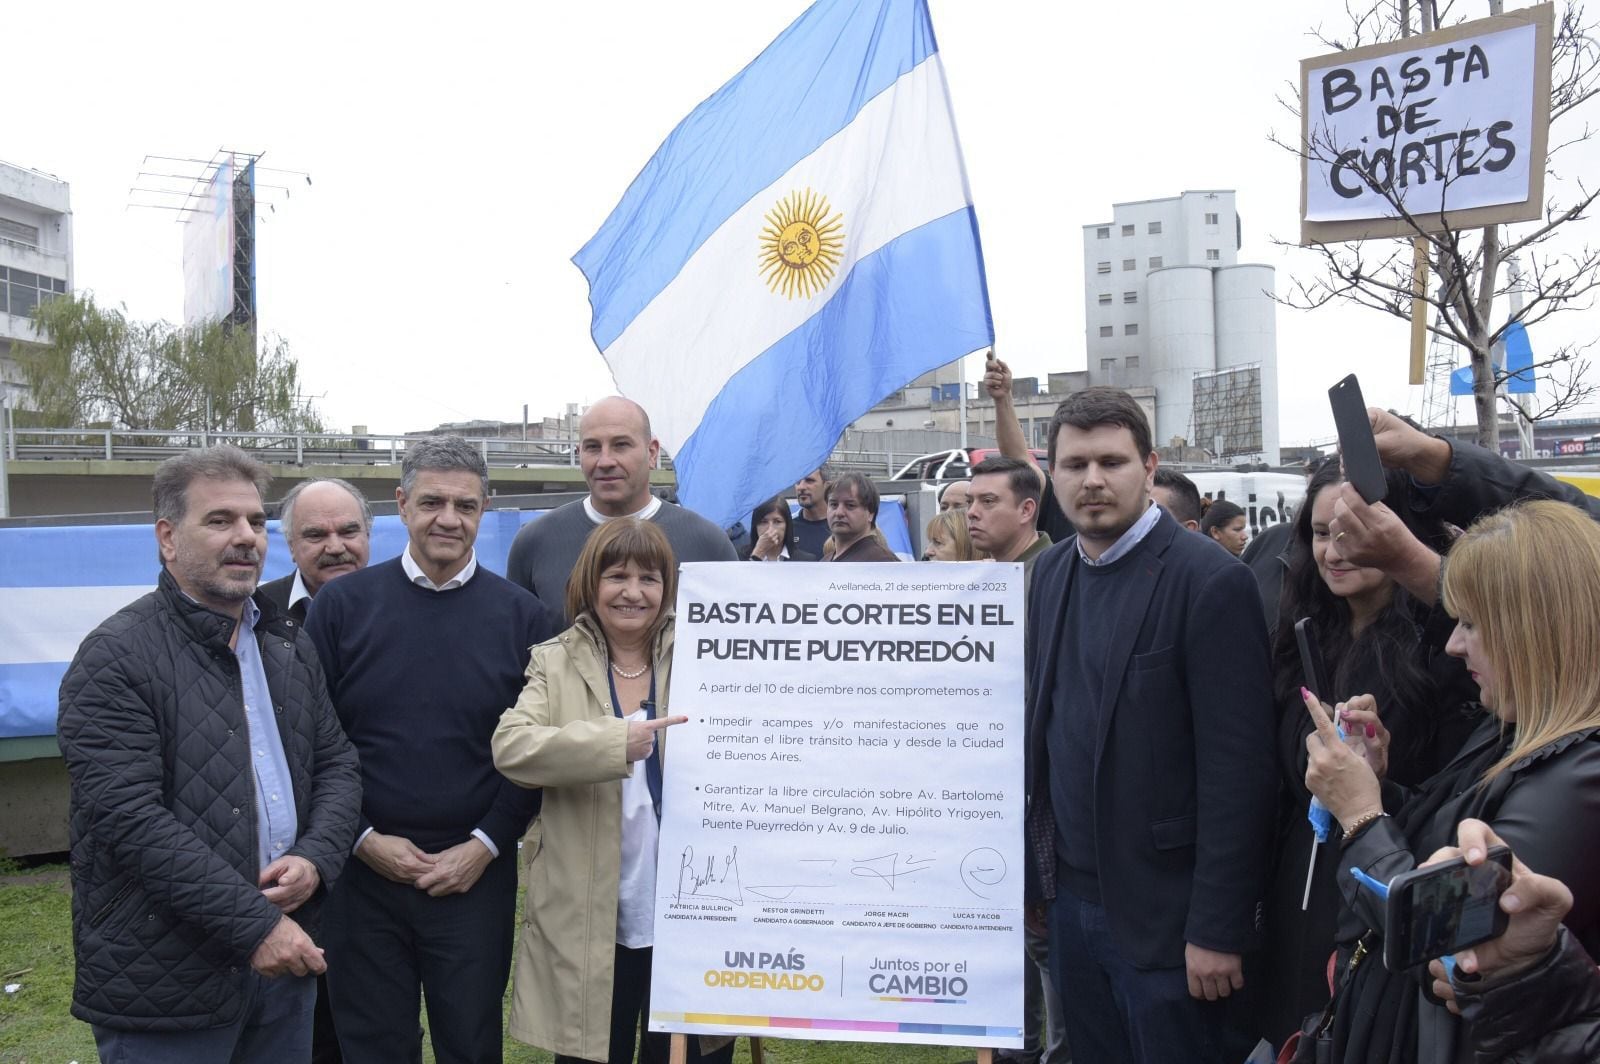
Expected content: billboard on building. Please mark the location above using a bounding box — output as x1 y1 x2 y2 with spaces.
182 157 234 325
1192 365 1264 458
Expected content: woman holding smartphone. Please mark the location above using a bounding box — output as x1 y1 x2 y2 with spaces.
492 519 734 1064
1257 460 1477 1043
1302 500 1600 1063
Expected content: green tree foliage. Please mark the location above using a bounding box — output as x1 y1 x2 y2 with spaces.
19 294 323 432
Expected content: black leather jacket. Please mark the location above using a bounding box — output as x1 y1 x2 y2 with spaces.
57 569 361 1030
1413 438 1600 527
1338 723 1600 1062
1455 928 1600 1063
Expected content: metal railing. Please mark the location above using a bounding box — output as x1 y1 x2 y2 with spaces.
1 425 599 469
0 422 995 480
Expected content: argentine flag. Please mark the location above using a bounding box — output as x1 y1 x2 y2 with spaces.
575 0 993 530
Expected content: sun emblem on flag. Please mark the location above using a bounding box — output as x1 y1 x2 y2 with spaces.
760 189 844 299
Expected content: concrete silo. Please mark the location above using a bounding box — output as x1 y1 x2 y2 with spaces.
1146 266 1215 451
1212 265 1280 465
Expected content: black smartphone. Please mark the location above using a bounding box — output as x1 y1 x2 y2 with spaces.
1295 618 1333 708
1383 845 1514 970
1329 375 1387 504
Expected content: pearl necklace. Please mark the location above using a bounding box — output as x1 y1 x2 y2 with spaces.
610 659 649 680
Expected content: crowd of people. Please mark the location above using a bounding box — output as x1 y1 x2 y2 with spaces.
51 363 1600 1064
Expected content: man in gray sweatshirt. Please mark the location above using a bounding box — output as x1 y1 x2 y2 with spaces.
505 396 737 610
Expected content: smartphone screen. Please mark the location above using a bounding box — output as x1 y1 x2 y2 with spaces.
1385 847 1513 970
1295 618 1332 706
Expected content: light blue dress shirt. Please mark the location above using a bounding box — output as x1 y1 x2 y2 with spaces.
234 597 299 870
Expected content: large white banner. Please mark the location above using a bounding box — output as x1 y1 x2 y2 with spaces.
182 157 234 326
649 562 1025 1048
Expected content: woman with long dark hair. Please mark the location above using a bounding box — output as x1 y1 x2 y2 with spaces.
1257 460 1479 1044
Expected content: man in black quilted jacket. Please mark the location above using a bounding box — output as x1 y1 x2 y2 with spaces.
57 445 362 1063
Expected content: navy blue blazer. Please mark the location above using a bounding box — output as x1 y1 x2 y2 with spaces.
1024 507 1276 968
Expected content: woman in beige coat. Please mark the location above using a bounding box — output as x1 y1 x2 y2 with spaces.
492 518 733 1064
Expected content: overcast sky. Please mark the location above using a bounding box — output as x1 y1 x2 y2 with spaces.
8 1 1596 446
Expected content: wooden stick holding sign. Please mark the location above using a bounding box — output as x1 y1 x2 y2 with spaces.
1410 240 1430 385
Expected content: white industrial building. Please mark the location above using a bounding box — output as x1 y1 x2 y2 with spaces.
0 161 74 410
1083 190 1279 465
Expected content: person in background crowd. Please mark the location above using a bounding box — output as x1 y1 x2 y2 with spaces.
1255 460 1478 1045
505 397 737 610
1425 820 1600 1063
984 353 1075 543
258 475 374 1062
1302 500 1600 1063
306 436 551 1064
260 478 372 623
924 509 980 561
1151 467 1203 532
1200 499 1248 556
1240 453 1325 637
1027 388 1275 1064
58 446 362 1063
939 480 971 512
963 457 1065 1064
791 467 832 559
982 353 1078 1064
825 472 899 562
744 494 816 561
492 520 733 1064
966 455 1052 593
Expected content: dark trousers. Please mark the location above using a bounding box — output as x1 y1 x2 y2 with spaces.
555 944 736 1064
323 849 517 1064
92 971 314 1063
1002 923 1070 1064
311 971 342 1064
1048 889 1226 1064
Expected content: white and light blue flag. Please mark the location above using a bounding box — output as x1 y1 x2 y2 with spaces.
574 0 994 530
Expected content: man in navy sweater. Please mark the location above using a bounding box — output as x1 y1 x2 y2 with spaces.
1025 389 1275 1064
306 436 550 1064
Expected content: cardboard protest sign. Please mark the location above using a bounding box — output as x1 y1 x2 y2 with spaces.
1300 3 1553 244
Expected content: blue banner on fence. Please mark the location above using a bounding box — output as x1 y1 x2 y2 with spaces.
0 500 911 739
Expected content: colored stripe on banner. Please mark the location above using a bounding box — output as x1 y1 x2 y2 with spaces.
651 1011 1021 1039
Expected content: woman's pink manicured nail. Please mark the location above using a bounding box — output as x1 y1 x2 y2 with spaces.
1367 724 1377 738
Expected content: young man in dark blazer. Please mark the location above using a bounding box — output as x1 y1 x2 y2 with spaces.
1025 388 1275 1063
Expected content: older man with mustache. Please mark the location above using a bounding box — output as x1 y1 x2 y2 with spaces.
260 479 373 626
257 476 373 1062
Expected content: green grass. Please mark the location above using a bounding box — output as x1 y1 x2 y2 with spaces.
0 866 92 1064
0 865 983 1064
